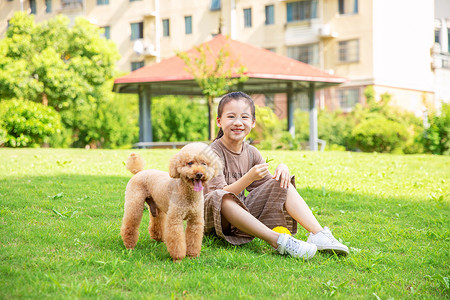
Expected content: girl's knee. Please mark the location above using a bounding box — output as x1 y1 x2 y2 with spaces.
221 194 237 209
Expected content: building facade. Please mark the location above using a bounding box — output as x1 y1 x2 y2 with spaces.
1 0 448 116
433 0 450 108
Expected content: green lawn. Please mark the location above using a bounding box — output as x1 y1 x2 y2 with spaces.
0 148 449 299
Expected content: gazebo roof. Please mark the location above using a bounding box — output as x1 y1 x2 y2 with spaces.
113 35 345 95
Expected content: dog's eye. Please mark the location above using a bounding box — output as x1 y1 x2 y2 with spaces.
201 162 206 166
187 162 193 166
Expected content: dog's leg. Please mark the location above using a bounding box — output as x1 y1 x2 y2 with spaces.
120 190 146 249
185 212 205 258
164 206 186 262
149 208 166 242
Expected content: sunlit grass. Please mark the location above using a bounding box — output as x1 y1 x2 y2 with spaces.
0 148 448 298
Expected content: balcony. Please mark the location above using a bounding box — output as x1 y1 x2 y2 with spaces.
432 53 450 70
285 20 336 46
431 43 450 70
59 0 83 12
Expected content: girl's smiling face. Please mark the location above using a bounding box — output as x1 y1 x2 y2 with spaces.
217 99 255 143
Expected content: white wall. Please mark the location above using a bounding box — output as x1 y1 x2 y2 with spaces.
435 0 450 19
372 0 435 93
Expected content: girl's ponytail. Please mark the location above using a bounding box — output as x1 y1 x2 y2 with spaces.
215 128 224 140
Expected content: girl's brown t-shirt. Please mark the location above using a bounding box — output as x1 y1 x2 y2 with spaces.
204 139 272 199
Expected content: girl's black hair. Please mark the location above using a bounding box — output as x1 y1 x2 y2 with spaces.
214 91 255 140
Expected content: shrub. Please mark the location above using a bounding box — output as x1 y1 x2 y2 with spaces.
249 105 301 150
0 126 7 146
151 96 208 142
291 109 355 150
423 103 450 155
249 105 282 146
318 110 356 149
351 117 409 153
293 110 309 143
64 92 139 149
0 99 62 147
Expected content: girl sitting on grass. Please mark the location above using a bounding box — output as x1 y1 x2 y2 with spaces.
203 91 349 259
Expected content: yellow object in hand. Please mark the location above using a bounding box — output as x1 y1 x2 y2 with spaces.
272 226 291 236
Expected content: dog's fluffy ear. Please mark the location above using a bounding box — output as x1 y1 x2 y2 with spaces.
169 153 181 178
211 153 222 177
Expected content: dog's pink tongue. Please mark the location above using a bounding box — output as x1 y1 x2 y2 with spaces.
194 179 203 192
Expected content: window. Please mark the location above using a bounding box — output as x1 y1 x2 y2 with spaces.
338 39 359 63
265 5 274 25
435 29 440 44
338 0 358 15
45 0 51 13
97 0 109 5
102 26 110 39
162 19 170 37
185 16 192 35
210 0 220 11
29 0 36 14
448 30 450 53
287 44 319 66
130 22 143 40
286 0 317 23
244 8 252 28
131 61 145 71
337 88 360 111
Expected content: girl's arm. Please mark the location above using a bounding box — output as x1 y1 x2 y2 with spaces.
223 163 270 195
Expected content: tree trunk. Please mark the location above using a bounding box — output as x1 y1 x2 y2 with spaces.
42 93 48 106
208 96 215 141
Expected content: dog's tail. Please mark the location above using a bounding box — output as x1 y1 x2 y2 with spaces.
126 153 145 175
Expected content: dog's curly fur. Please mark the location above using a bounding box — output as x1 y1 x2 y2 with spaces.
120 142 221 261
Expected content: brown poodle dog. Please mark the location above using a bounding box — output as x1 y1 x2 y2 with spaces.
120 142 221 261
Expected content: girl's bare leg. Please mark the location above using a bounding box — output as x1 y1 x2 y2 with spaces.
285 183 323 234
221 195 279 248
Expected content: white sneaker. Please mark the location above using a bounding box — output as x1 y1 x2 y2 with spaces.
276 233 317 260
307 227 349 255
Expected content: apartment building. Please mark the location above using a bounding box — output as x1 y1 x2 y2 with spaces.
1 0 447 116
0 0 160 72
433 0 450 107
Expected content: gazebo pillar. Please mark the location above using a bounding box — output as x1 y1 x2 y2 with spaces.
308 83 318 151
287 83 295 137
138 85 153 143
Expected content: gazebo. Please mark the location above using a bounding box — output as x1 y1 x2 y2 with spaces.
113 35 345 150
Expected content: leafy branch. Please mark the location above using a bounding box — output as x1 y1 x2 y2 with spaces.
177 36 248 140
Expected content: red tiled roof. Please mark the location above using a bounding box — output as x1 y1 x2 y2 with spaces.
114 35 345 85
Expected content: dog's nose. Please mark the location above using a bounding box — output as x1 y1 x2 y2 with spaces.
196 173 203 180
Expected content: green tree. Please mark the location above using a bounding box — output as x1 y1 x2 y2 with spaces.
177 36 247 140
0 12 124 147
0 99 62 147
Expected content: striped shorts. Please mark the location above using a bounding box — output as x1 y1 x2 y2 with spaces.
203 177 297 245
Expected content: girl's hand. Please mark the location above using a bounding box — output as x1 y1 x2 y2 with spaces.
273 164 290 189
248 163 270 182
